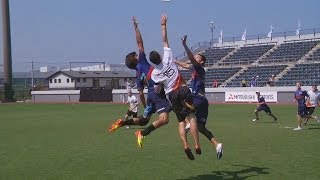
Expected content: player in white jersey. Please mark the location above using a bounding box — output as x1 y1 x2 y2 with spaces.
304 85 320 125
124 90 138 129
150 14 201 160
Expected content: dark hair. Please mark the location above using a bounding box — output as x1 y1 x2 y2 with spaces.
149 51 161 65
125 52 138 69
198 54 207 65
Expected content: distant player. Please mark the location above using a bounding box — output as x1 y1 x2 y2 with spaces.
150 14 200 160
252 91 277 122
109 17 171 148
293 82 309 131
183 94 223 159
303 85 320 125
124 89 138 129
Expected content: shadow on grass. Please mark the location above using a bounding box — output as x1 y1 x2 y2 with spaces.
177 165 269 180
307 127 320 130
256 121 277 124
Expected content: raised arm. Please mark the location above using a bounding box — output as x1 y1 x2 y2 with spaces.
133 16 144 52
175 60 190 69
161 14 169 48
181 35 198 66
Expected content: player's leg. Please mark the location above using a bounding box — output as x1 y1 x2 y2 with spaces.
181 87 201 154
187 113 201 154
294 107 305 130
265 107 277 122
197 122 223 159
177 112 194 160
304 107 316 125
253 106 262 121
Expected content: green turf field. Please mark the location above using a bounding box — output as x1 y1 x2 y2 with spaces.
0 103 319 180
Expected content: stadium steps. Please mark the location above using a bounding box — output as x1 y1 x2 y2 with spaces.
220 66 248 87
274 64 295 81
252 44 280 65
276 42 320 82
213 47 240 67
297 42 320 63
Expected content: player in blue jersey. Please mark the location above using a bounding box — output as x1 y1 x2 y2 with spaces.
109 17 171 148
293 82 309 130
252 91 277 122
175 35 206 96
175 35 207 131
182 94 223 160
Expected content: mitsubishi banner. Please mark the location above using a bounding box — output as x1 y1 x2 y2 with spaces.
225 92 278 103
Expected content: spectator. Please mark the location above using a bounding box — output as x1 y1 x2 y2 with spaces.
241 78 247 87
213 79 218 88
250 77 257 87
266 75 275 87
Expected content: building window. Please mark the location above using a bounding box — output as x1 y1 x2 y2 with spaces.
71 79 74 82
58 79 61 83
83 78 86 83
54 79 57 83
67 79 70 83
50 79 52 83
77 78 80 83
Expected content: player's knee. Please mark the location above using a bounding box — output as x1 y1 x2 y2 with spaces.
197 123 206 133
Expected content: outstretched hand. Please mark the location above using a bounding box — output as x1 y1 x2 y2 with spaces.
161 14 167 26
132 16 138 27
181 35 187 44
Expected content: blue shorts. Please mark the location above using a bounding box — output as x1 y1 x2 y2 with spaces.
143 91 171 117
297 106 307 117
195 95 208 124
182 93 208 124
256 105 271 114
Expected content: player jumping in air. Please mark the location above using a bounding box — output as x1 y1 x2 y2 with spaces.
303 85 320 125
293 82 309 130
175 35 206 131
124 89 138 129
109 17 171 148
150 14 201 160
252 91 278 122
182 94 223 159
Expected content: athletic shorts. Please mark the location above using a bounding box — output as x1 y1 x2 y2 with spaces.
168 85 192 122
297 106 308 117
126 110 138 117
144 91 171 117
306 107 315 115
194 94 208 124
256 105 272 114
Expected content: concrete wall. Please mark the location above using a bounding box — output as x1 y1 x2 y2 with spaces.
112 86 311 104
31 90 80 103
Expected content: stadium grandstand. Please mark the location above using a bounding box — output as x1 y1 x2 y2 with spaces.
177 28 320 87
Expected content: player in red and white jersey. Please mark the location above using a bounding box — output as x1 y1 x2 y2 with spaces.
150 14 200 160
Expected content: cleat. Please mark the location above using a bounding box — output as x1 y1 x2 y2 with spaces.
273 118 278 122
135 131 144 148
185 123 191 133
216 143 223 160
109 119 124 133
293 127 302 131
195 146 202 155
184 148 195 160
252 118 259 122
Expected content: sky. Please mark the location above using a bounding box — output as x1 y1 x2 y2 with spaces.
0 0 319 72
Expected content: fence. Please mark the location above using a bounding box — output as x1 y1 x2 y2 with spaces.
0 89 32 102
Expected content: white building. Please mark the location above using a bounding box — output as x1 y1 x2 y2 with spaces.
47 71 135 89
